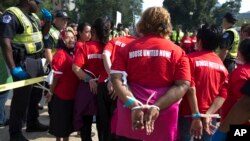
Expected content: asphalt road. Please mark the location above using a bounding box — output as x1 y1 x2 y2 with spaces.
0 94 98 141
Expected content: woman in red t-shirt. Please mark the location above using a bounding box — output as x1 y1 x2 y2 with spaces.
221 38 250 121
110 7 191 141
179 24 229 141
72 17 111 141
47 27 79 141
212 39 250 140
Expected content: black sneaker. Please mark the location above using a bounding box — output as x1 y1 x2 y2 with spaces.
26 122 48 132
10 133 29 141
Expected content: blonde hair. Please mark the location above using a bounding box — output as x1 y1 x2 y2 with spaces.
137 7 172 37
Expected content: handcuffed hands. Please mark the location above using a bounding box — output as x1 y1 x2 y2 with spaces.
190 118 203 139
131 106 160 135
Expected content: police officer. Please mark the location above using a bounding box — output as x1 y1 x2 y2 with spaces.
0 0 52 140
44 10 69 65
219 12 240 73
171 24 184 45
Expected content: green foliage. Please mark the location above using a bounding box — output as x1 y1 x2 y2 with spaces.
163 0 217 31
213 0 242 26
0 0 19 11
67 0 142 27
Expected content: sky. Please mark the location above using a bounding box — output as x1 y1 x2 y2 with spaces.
143 0 249 13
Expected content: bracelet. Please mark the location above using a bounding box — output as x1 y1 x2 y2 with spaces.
123 99 135 108
192 112 201 118
84 74 92 82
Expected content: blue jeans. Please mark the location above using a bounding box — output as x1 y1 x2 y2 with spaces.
0 90 9 124
179 116 217 141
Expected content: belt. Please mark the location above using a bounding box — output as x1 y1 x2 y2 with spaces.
26 52 43 59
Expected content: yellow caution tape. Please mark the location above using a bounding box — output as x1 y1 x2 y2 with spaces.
0 76 47 92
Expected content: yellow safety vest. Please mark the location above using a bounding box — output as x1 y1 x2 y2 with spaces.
171 30 184 43
48 25 60 53
7 7 43 54
226 28 240 59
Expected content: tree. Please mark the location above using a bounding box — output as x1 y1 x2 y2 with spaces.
68 0 142 27
213 0 242 26
163 0 217 31
0 0 18 11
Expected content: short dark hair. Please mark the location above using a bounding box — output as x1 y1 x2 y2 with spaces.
239 39 250 63
224 12 237 24
197 24 223 51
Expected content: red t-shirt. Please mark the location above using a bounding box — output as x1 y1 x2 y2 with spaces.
221 63 250 120
179 51 229 116
99 36 136 82
52 49 79 100
75 41 84 55
74 41 104 78
190 36 197 50
111 34 191 87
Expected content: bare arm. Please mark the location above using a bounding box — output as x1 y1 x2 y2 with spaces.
72 64 88 80
219 48 228 61
111 73 139 107
0 38 15 70
50 76 58 93
44 48 53 65
154 80 190 110
206 96 225 115
103 50 112 74
187 87 200 114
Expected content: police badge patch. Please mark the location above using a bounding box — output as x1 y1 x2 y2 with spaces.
2 15 12 23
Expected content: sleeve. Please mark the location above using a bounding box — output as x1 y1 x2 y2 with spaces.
104 39 115 53
174 54 191 82
0 12 19 38
74 42 87 68
231 69 249 99
218 74 229 99
220 31 234 50
111 46 127 71
241 79 250 97
52 51 66 78
43 35 54 49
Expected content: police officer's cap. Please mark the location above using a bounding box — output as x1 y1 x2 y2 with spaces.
54 10 69 19
224 12 237 24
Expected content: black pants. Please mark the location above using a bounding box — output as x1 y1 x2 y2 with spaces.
97 82 117 141
9 57 44 136
80 115 101 141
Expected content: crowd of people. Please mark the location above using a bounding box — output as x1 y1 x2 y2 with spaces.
1 0 250 141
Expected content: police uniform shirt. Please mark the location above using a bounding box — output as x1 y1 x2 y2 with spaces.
0 11 43 52
220 30 234 50
43 25 57 50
